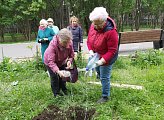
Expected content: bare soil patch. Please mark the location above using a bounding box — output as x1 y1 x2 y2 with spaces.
32 105 96 120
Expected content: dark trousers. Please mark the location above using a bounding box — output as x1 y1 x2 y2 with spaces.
45 65 67 96
73 41 81 52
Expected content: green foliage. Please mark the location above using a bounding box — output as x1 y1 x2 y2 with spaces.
130 49 164 69
0 55 164 119
0 57 11 72
75 52 87 68
26 44 45 70
0 57 44 82
0 0 45 25
32 56 45 70
113 56 131 69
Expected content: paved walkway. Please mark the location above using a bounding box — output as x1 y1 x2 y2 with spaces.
0 42 39 62
0 40 153 62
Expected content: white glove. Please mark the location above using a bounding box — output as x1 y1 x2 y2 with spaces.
89 50 94 57
80 43 83 47
96 60 104 66
43 38 48 41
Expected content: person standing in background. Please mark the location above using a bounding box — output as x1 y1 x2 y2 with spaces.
67 16 83 53
36 19 55 62
87 7 119 103
47 18 59 35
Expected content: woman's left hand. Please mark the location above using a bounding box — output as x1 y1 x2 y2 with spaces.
65 60 72 69
96 58 106 66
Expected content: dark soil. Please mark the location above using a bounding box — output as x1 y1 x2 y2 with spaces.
32 105 96 120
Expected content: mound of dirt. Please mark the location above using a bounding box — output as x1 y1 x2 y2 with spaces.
32 105 96 120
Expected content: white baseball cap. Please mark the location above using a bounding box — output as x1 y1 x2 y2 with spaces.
47 18 54 22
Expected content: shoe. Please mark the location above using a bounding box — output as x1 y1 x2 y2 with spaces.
58 93 64 96
97 97 109 103
54 92 64 97
62 90 68 95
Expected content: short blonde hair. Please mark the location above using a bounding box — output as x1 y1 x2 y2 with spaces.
89 7 108 21
69 16 79 24
58 28 72 43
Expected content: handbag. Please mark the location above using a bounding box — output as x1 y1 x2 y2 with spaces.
64 59 78 83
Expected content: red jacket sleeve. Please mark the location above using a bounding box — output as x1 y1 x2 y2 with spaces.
102 29 118 63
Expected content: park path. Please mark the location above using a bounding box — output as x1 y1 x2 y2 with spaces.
0 40 153 62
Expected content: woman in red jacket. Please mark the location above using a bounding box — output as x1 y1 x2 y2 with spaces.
87 7 119 103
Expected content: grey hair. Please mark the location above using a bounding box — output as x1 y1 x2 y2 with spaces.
39 19 48 25
89 7 108 21
58 28 72 42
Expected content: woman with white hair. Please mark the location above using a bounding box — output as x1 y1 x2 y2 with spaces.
44 28 74 97
36 19 55 62
87 7 119 103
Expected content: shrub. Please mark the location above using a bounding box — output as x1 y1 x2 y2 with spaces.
75 52 87 68
113 56 130 69
130 49 163 69
0 57 11 72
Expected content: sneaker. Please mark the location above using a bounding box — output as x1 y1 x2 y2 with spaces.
97 97 109 103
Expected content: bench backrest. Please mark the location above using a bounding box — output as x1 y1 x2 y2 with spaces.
119 29 162 44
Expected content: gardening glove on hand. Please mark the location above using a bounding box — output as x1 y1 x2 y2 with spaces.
56 70 64 78
96 60 104 66
89 50 94 57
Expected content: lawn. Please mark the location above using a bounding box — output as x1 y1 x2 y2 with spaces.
0 49 164 120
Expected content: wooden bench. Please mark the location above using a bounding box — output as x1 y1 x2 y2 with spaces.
119 29 163 49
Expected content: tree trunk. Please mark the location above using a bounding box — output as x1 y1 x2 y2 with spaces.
120 13 124 32
84 16 90 35
161 13 164 29
135 0 141 31
131 11 135 31
0 26 5 42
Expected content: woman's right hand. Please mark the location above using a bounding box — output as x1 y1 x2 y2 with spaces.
56 70 64 77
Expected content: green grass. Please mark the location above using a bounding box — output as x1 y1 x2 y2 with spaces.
0 50 164 120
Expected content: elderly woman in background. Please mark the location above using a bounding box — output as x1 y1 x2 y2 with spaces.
36 19 55 62
87 7 119 103
67 16 83 53
44 28 74 97
47 18 59 35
